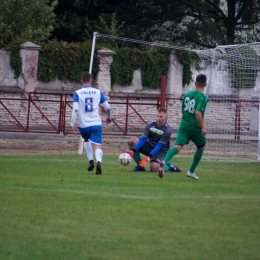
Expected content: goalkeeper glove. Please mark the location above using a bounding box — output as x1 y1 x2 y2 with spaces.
139 156 150 167
125 150 135 159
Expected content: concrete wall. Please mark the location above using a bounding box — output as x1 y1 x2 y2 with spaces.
0 42 41 93
0 50 18 89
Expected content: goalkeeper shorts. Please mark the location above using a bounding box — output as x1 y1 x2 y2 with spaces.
139 141 168 163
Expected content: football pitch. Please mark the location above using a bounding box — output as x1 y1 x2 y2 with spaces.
0 154 260 260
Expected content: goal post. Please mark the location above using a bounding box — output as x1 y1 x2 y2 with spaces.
78 32 98 155
259 97 260 161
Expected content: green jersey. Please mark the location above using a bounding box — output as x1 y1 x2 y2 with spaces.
180 90 208 131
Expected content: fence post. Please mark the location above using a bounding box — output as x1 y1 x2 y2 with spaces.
18 42 41 92
166 51 183 97
96 49 116 95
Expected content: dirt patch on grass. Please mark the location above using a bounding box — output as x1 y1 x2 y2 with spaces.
0 133 197 157
0 133 130 156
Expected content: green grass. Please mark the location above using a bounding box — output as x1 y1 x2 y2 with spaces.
0 154 260 260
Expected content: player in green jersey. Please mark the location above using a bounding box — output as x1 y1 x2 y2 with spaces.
157 74 208 180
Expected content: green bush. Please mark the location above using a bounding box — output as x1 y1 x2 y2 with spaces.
38 41 99 82
8 40 199 89
110 47 171 89
38 42 171 89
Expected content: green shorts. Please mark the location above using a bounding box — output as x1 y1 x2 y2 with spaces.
175 127 206 148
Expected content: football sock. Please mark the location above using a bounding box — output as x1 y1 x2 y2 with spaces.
164 164 170 172
133 150 141 165
164 147 179 163
95 148 103 163
84 142 93 161
190 149 204 173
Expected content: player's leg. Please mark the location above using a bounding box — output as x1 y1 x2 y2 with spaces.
158 129 187 178
89 125 103 175
127 137 146 172
157 146 182 178
163 146 181 164
149 151 164 172
84 141 94 171
190 146 204 172
163 128 188 164
157 160 165 178
127 137 143 170
150 150 181 173
187 132 206 180
93 143 103 175
78 127 94 171
165 161 182 172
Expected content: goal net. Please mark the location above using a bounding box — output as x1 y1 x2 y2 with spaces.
194 43 260 161
93 33 260 161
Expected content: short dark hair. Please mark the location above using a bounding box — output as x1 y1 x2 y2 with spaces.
157 108 167 114
81 72 92 83
196 74 207 85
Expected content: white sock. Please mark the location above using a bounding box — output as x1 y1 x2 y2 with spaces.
95 148 103 163
84 142 93 161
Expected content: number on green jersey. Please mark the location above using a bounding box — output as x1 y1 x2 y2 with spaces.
184 97 195 113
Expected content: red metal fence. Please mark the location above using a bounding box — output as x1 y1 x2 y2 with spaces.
0 92 162 136
0 92 259 142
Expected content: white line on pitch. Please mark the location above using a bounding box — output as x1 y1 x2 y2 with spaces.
1 185 260 200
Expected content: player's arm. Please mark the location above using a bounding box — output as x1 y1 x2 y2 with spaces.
149 128 171 157
135 135 150 167
138 140 165 167
125 136 147 159
101 101 111 123
133 123 152 152
195 110 206 135
148 142 164 157
133 136 148 152
100 92 111 123
71 93 79 135
134 121 153 151
125 125 150 158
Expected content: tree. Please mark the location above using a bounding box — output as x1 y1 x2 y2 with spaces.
51 0 119 42
123 0 260 48
0 0 57 48
51 0 260 48
172 0 260 48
